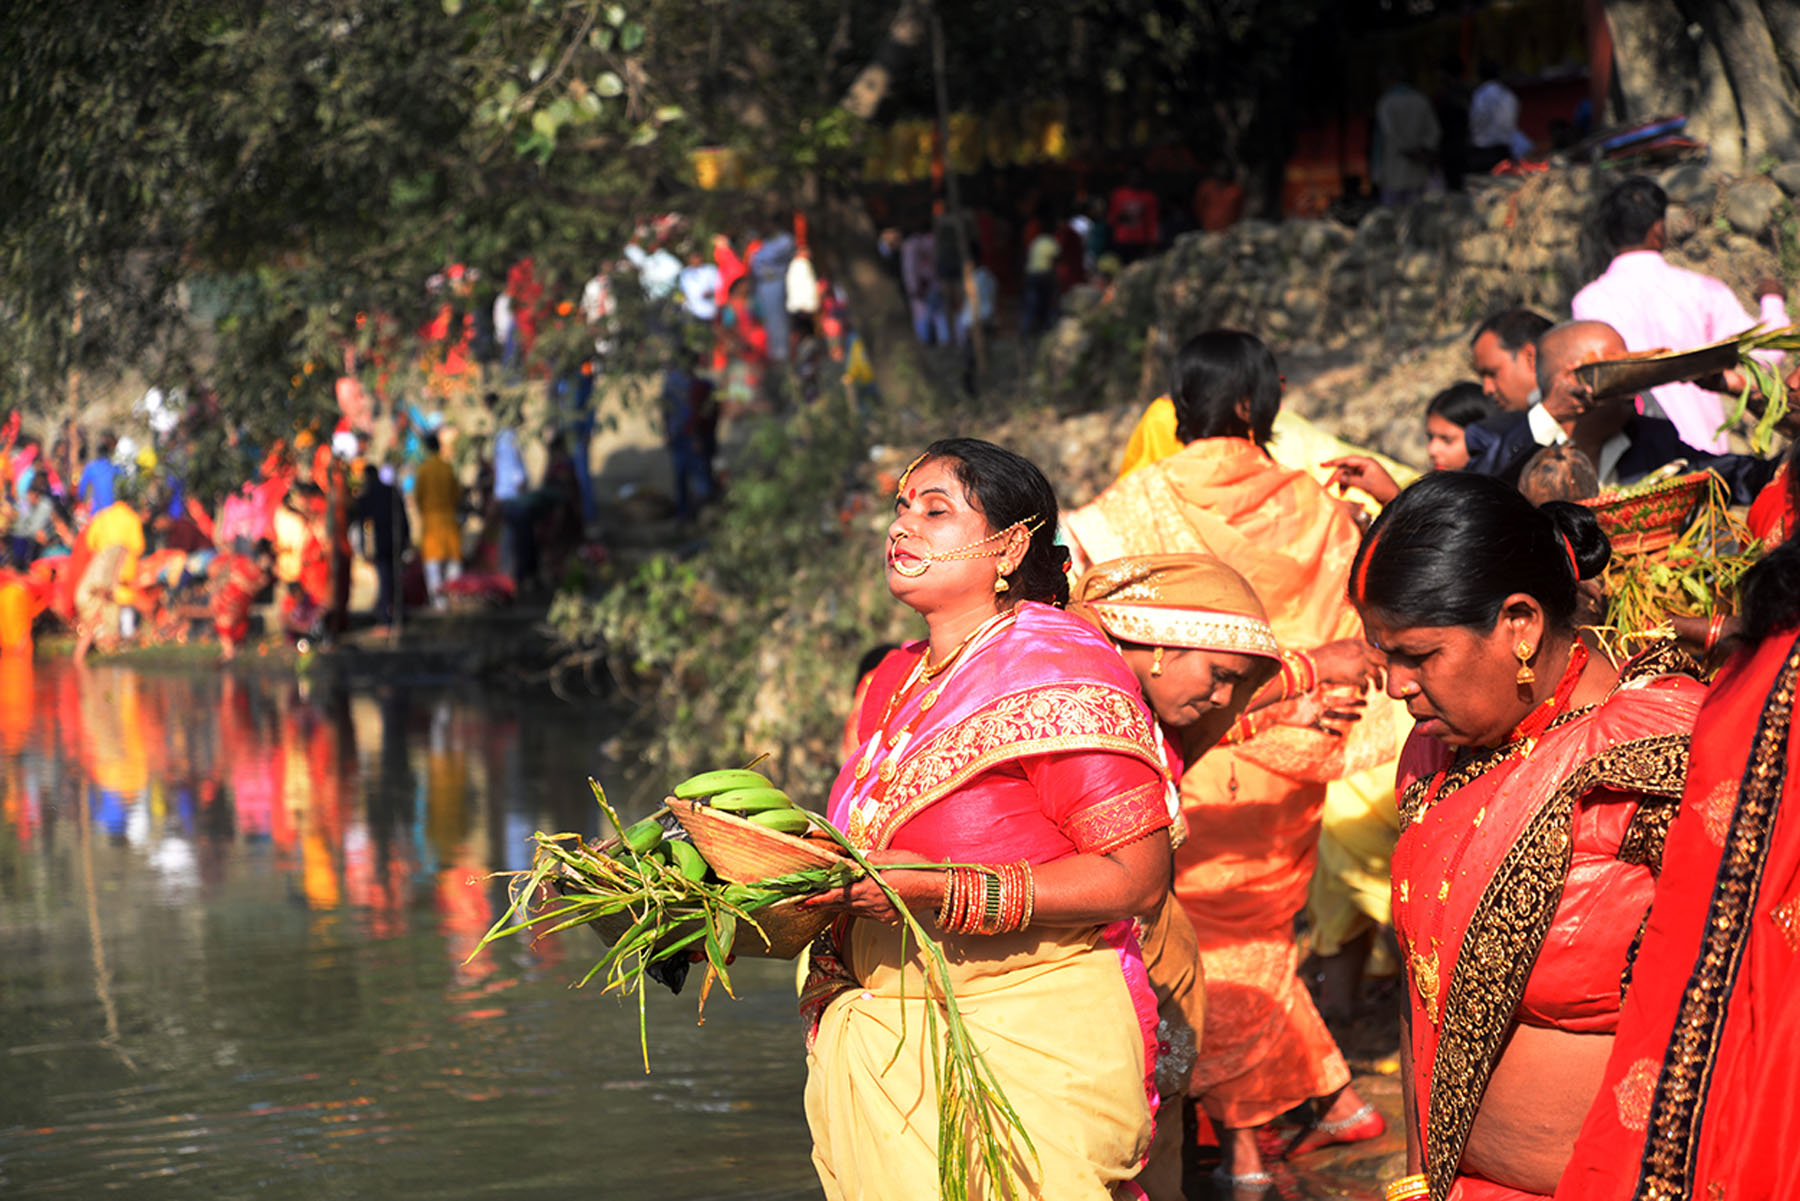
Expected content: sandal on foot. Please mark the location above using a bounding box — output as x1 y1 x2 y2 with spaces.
1283 1101 1385 1159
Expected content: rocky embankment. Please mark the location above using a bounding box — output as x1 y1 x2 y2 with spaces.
1033 161 1798 470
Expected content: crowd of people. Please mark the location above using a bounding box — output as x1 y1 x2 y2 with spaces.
798 172 1798 1201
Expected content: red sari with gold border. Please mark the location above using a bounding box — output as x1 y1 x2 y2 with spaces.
1556 628 1800 1201
1393 648 1704 1201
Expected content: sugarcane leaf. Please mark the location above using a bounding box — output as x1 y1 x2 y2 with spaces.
696 961 718 1025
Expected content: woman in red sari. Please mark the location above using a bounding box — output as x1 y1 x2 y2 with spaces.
1557 462 1800 1201
804 438 1174 1200
1351 473 1705 1201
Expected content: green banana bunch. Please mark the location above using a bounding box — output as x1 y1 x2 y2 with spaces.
707 787 793 814
745 807 811 836
672 768 772 799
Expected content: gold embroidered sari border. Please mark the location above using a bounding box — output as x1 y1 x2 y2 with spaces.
862 681 1166 850
1635 635 1800 1200
1423 733 1693 1201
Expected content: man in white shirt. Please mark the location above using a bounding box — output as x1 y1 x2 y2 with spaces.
1373 71 1440 205
678 250 720 323
1468 60 1531 172
1571 175 1788 453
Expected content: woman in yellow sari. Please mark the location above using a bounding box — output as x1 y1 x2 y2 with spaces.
803 438 1176 1200
1066 331 1398 1185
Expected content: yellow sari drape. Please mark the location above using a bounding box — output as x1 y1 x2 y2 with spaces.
806 922 1152 1201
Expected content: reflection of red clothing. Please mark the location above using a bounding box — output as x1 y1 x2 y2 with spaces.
1394 654 1702 1197
1559 629 1800 1201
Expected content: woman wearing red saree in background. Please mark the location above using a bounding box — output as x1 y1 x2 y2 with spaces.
1349 473 1705 1201
1066 330 1393 1186
802 438 1174 1201
1556 456 1800 1201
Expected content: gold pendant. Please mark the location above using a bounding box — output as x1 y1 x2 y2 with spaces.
1412 938 1442 1026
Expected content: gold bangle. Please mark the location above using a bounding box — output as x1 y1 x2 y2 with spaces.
1385 1174 1429 1201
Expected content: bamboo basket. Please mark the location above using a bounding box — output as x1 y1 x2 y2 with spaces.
1582 470 1718 556
666 798 845 883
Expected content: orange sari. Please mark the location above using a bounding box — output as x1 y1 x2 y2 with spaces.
1066 437 1399 1126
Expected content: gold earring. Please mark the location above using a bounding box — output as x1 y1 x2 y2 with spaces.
1514 640 1535 685
1151 645 1164 677
994 565 1010 594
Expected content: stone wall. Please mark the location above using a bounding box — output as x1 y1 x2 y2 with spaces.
1033 162 1799 467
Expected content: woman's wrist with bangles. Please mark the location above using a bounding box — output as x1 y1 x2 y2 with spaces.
1384 1173 1429 1201
1277 648 1319 699
935 863 1034 934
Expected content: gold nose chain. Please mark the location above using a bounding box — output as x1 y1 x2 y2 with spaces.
890 517 1043 578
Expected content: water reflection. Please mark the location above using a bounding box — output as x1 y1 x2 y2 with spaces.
0 660 820 1200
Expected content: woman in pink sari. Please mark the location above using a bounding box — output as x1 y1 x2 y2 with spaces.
803 438 1174 1200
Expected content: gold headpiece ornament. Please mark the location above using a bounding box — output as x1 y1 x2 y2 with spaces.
890 517 1045 578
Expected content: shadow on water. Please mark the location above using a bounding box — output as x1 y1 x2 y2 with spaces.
0 659 822 1200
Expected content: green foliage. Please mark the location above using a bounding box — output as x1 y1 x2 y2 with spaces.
549 394 910 793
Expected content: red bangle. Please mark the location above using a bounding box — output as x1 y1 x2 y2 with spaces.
1705 614 1728 653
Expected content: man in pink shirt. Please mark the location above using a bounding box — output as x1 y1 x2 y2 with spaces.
1570 175 1787 453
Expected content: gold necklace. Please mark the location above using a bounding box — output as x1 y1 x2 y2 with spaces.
920 612 1002 679
854 611 1014 781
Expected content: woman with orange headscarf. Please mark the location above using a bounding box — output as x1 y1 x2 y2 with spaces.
1070 553 1308 1200
1065 331 1396 1186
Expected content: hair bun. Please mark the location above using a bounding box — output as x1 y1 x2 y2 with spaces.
1540 500 1611 581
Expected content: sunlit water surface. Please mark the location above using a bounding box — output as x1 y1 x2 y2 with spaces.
0 659 820 1199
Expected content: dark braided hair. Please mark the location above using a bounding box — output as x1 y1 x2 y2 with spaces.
1350 472 1609 631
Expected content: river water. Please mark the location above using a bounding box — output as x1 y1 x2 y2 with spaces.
0 660 821 1200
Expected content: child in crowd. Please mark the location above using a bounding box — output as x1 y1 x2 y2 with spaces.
1324 380 1501 504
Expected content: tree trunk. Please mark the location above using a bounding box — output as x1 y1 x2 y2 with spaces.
822 0 945 416
1605 0 1800 170
815 187 942 415
1602 0 1694 126
1684 0 1800 165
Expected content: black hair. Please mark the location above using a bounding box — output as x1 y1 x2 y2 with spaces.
853 642 900 690
918 437 1070 606
1738 440 1800 644
1478 57 1501 82
1425 381 1500 429
1598 175 1667 252
423 430 441 453
1471 307 1553 353
1171 329 1281 446
1350 472 1610 631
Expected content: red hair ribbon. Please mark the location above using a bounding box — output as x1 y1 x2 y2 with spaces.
1562 533 1578 579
